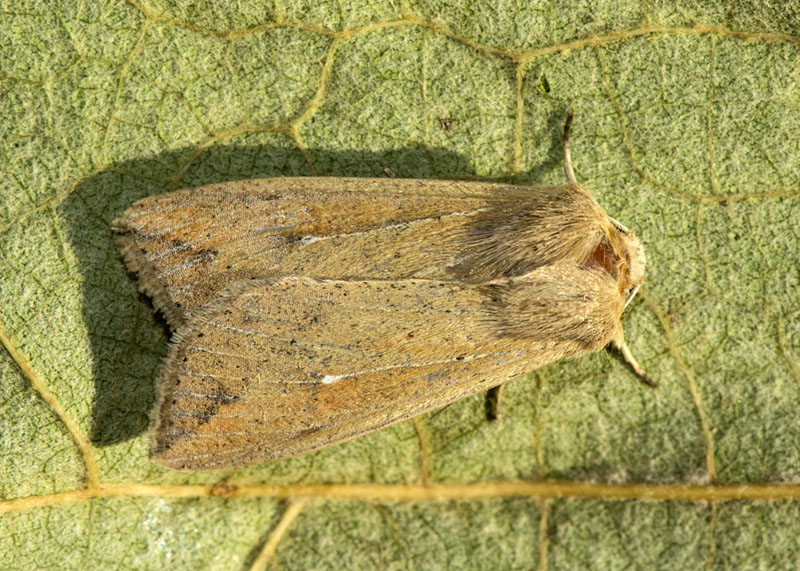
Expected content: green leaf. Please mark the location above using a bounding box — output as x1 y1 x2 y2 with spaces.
2 1 800 568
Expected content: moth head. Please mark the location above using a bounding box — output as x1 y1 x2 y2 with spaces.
609 217 646 307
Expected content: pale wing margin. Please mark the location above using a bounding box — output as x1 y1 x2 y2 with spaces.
151 267 622 470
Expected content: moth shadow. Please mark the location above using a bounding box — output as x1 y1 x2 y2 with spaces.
61 143 506 446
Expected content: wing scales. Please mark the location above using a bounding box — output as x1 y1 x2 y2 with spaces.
113 178 607 328
153 268 619 469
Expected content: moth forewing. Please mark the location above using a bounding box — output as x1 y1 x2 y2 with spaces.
112 178 610 329
153 269 624 470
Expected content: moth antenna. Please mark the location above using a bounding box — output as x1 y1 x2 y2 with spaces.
608 216 631 233
612 336 658 388
624 284 641 309
563 113 577 183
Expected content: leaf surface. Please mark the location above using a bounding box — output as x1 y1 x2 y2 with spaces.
2 1 800 568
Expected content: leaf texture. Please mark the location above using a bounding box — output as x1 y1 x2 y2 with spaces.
2 1 800 569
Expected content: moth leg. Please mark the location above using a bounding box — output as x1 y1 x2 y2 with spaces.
485 383 506 423
611 337 658 388
563 113 577 183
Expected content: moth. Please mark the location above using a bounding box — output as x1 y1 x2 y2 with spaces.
113 115 651 470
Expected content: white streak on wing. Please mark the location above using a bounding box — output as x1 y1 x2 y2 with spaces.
318 353 494 384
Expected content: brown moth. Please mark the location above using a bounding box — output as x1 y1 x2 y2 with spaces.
113 115 650 470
